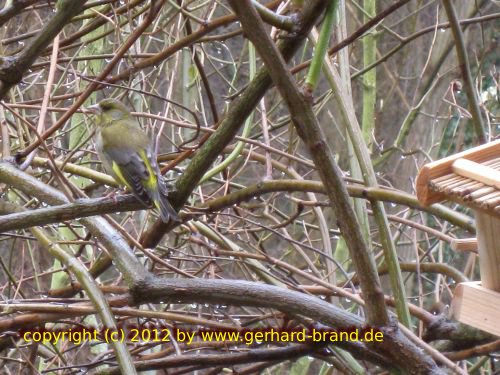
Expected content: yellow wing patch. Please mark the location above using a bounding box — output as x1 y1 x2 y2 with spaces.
111 162 132 190
110 151 158 200
139 150 157 189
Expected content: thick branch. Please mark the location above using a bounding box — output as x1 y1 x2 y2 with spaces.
0 180 474 239
130 277 391 366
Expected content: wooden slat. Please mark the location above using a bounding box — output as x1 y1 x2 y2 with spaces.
450 238 477 252
482 195 500 210
432 172 458 184
464 186 494 201
454 181 484 195
416 140 500 205
476 191 500 206
435 194 500 218
429 176 469 193
483 157 500 167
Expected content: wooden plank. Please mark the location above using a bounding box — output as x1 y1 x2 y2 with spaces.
475 212 500 291
452 282 500 337
454 181 484 196
482 195 500 210
416 140 500 205
439 177 471 191
476 191 500 205
452 159 500 189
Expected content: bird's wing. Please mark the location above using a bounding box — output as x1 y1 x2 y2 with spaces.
105 146 155 208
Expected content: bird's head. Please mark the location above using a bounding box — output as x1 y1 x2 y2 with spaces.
87 99 131 126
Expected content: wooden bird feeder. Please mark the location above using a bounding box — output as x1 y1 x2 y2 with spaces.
416 140 500 336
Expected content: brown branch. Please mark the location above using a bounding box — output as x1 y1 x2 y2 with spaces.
0 177 474 241
0 0 37 27
0 0 87 98
105 344 332 374
444 339 500 361
0 194 143 232
384 262 468 285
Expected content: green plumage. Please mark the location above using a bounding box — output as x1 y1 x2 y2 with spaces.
90 98 179 223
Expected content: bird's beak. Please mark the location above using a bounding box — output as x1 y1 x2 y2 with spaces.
86 104 101 115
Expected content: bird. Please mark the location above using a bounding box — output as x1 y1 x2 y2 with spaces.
88 98 179 223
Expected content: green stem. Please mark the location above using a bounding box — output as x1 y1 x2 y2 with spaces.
30 226 137 374
442 0 486 143
318 29 412 327
361 0 376 146
305 0 338 90
201 42 256 183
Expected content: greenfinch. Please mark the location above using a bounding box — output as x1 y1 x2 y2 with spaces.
88 98 179 223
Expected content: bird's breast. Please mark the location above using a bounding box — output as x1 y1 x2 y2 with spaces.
94 130 115 178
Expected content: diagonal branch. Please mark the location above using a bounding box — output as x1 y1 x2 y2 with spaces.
0 0 87 98
139 0 331 248
442 0 487 143
225 1 446 373
226 0 387 328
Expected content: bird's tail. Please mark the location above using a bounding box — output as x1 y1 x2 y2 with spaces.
151 186 180 224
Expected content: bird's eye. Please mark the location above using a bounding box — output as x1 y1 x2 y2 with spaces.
100 103 111 110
